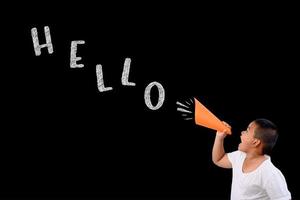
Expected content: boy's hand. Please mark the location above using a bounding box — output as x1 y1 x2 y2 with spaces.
216 121 231 139
216 131 227 139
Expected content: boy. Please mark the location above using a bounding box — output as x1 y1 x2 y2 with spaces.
212 118 291 200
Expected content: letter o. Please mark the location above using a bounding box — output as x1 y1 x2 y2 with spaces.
144 81 165 110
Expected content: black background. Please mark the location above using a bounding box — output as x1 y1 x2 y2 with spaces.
2 2 298 199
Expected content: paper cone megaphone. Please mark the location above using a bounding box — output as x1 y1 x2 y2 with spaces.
194 98 231 134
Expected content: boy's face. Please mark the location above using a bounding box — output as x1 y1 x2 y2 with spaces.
238 122 259 152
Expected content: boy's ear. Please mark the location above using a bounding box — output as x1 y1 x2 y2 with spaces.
252 138 261 147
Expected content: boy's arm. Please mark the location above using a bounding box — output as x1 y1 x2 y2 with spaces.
212 129 232 169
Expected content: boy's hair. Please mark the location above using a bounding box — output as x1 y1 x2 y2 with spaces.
253 118 278 155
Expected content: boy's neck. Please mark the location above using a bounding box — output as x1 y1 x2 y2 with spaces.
242 152 268 173
245 149 264 160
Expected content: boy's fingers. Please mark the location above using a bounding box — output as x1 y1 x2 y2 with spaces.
222 121 231 128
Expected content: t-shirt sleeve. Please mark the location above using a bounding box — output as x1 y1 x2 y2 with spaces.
227 150 243 167
264 169 291 200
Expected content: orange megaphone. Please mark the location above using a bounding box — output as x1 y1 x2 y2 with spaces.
194 98 231 134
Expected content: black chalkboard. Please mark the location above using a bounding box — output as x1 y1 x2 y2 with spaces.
2 2 298 199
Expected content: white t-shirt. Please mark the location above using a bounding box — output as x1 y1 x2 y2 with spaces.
227 151 291 200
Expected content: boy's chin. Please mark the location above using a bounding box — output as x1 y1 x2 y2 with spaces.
238 143 244 151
